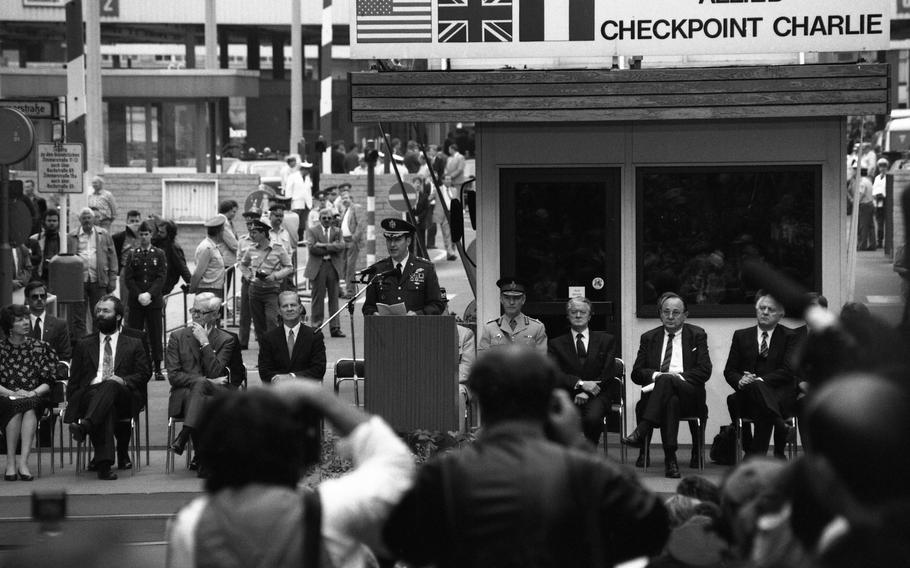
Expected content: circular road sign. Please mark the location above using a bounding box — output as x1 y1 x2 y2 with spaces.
388 181 418 213
0 108 36 165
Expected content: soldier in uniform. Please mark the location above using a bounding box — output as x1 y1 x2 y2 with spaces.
478 278 548 352
123 220 168 381
362 218 444 316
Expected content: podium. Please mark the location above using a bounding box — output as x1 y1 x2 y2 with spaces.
364 315 458 431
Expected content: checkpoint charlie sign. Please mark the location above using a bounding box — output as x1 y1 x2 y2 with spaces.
350 0 890 59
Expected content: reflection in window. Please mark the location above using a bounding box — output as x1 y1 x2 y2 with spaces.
637 167 819 315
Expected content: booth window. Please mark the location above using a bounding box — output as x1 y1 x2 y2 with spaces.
163 179 219 224
637 166 820 317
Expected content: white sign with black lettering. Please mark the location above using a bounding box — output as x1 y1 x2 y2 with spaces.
37 143 83 194
350 0 890 58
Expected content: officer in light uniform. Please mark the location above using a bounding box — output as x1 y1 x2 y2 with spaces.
478 278 548 353
362 218 444 316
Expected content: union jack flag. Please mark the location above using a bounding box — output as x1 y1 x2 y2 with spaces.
438 0 513 43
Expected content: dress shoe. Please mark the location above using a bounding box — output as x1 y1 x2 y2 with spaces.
97 469 118 481
118 457 133 470
17 471 34 482
189 456 199 471
635 453 651 468
665 456 681 479
69 422 87 443
621 427 649 448
330 329 346 338
4 473 18 482
170 431 189 456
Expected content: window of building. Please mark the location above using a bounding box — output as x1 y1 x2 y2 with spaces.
163 179 218 224
637 166 820 317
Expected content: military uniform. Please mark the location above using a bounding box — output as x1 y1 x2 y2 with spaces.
123 245 168 368
362 255 444 316
478 314 548 352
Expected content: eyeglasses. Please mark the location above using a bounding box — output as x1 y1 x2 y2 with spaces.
28 293 48 300
190 308 218 316
320 217 333 220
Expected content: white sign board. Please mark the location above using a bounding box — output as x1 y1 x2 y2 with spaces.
37 143 84 194
350 0 890 59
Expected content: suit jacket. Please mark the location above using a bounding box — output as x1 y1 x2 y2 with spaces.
65 331 151 422
303 224 345 280
67 227 119 289
112 227 139 270
724 325 796 395
342 203 367 244
548 330 616 392
631 323 712 389
258 323 326 383
362 256 444 316
33 313 72 365
165 326 237 417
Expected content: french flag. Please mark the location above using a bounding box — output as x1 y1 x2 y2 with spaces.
519 0 595 42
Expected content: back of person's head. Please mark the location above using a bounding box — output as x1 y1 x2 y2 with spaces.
197 390 315 492
665 494 702 529
839 301 870 327
466 346 558 424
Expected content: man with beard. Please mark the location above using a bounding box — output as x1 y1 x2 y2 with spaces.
66 296 151 479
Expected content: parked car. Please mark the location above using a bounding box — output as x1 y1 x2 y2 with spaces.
225 159 286 192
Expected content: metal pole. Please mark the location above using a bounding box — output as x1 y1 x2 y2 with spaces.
319 0 333 171
0 166 12 306
366 140 376 266
290 0 303 155
84 0 103 176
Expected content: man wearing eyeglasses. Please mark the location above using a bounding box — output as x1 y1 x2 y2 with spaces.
622 292 712 479
362 218 444 316
478 278 547 352
165 292 238 464
24 280 71 375
303 207 346 337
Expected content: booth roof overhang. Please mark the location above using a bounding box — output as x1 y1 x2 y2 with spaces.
349 63 889 124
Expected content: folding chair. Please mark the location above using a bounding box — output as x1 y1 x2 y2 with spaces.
602 358 628 463
334 359 365 407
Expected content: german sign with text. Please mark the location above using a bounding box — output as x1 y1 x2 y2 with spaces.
37 143 84 194
350 0 890 59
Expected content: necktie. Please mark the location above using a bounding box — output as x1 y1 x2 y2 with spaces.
660 333 674 372
102 336 113 380
33 317 42 340
576 333 587 360
760 331 769 358
509 319 517 331
287 329 296 359
395 262 403 280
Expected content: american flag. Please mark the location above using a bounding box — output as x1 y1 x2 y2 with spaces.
438 0 513 43
356 0 433 44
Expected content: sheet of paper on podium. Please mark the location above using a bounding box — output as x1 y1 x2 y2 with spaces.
377 302 407 315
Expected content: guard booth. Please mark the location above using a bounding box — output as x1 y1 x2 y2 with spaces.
350 62 889 440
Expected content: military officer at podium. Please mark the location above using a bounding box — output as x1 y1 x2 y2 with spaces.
478 278 547 353
362 218 444 316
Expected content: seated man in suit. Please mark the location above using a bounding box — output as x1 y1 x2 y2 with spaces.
547 297 617 446
258 291 327 384
724 290 797 458
622 292 712 479
166 292 238 464
66 296 151 480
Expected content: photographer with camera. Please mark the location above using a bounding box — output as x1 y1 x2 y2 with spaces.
240 220 293 344
166 379 414 568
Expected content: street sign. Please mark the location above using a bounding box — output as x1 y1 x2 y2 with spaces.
37 143 84 194
0 108 35 165
388 182 418 213
0 100 56 119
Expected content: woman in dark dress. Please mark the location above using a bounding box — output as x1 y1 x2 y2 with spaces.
0 304 56 481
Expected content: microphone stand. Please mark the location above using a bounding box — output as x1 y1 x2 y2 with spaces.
315 272 384 404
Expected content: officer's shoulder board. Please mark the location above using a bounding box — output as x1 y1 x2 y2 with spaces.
485 317 500 325
414 256 432 264
527 315 543 325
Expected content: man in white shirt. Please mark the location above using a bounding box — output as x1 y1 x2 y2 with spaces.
338 186 366 298
872 157 889 249
623 292 713 478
